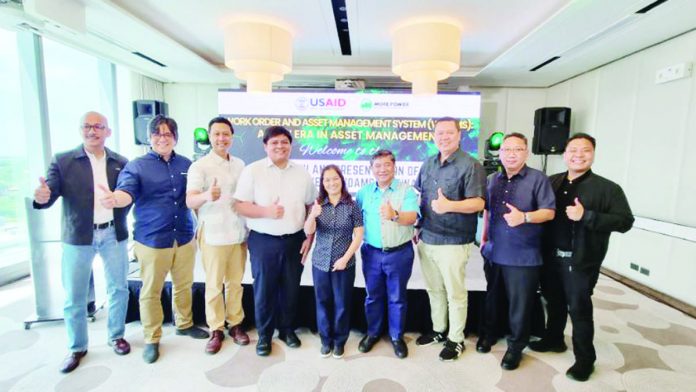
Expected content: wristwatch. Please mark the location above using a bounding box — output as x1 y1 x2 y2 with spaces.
524 212 531 224
391 210 400 222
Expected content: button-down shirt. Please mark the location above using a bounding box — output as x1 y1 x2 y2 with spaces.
311 198 363 272
116 150 194 248
482 165 555 267
233 158 317 236
86 149 114 225
415 149 486 245
187 152 247 245
548 170 591 251
356 179 419 248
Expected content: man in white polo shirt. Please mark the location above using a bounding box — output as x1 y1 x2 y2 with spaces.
234 126 316 356
186 117 249 354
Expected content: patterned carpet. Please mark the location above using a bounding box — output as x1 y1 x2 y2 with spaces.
1 274 695 391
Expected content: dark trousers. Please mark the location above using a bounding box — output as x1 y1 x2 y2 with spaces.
313 266 355 347
480 258 508 340
484 262 540 353
247 230 305 340
361 243 414 340
540 260 600 364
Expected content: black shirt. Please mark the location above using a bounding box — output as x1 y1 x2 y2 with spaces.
548 170 591 251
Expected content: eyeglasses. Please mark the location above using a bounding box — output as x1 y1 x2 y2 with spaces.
82 123 107 131
151 132 174 139
500 147 527 154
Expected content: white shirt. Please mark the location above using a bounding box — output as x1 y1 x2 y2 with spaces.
234 158 317 236
87 150 114 225
187 152 247 245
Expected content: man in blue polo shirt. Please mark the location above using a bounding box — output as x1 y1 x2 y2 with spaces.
480 132 555 370
101 115 208 363
356 149 419 359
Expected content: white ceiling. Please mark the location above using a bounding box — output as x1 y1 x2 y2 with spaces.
1 0 695 89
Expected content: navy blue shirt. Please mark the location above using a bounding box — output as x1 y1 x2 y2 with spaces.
311 198 363 272
482 166 555 267
116 150 194 248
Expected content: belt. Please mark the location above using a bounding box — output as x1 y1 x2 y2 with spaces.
366 241 411 253
94 221 114 230
555 249 573 258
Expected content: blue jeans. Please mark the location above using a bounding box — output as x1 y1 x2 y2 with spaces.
61 226 129 352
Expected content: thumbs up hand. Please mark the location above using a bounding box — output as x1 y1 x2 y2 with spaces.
503 202 525 227
34 177 51 204
207 177 221 202
431 187 451 214
380 199 396 221
267 196 285 219
566 197 584 221
309 200 322 219
97 184 117 209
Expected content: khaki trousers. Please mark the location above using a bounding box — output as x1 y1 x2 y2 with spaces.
417 241 471 343
197 226 247 331
135 240 195 343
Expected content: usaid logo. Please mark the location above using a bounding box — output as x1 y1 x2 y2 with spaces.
309 97 347 108
295 97 309 110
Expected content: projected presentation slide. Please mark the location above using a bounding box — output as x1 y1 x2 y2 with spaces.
219 90 481 192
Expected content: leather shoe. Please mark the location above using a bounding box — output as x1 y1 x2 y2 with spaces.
528 338 568 353
229 324 250 346
176 325 209 339
358 335 379 353
501 350 522 370
256 337 271 356
566 361 594 382
59 351 87 373
109 338 131 355
278 330 301 348
476 336 495 353
143 343 159 363
391 339 408 359
205 330 224 354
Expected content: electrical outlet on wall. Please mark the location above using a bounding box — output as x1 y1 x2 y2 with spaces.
655 62 693 84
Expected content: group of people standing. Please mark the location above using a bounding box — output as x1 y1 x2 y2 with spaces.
35 112 632 383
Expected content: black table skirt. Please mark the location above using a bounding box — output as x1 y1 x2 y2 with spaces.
126 281 545 338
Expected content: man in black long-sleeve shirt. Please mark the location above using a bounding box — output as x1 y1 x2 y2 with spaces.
530 133 634 382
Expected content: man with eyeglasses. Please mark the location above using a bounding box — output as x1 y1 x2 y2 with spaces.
479 132 555 370
33 111 131 373
530 133 633 381
233 126 316 356
100 114 209 364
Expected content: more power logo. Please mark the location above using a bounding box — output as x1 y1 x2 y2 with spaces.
360 98 409 110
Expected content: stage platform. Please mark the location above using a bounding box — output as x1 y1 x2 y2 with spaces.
125 244 544 337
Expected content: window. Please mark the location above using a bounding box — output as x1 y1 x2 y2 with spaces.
0 28 30 270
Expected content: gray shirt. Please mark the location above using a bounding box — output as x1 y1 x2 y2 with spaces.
415 149 486 245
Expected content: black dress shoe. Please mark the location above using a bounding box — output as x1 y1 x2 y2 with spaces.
391 339 408 359
176 325 210 339
278 330 301 348
256 338 271 356
501 350 522 370
59 351 87 373
528 338 568 353
358 335 379 353
142 343 159 364
566 361 594 382
476 336 495 353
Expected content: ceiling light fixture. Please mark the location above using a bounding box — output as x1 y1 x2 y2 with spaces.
391 20 461 95
224 21 293 93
